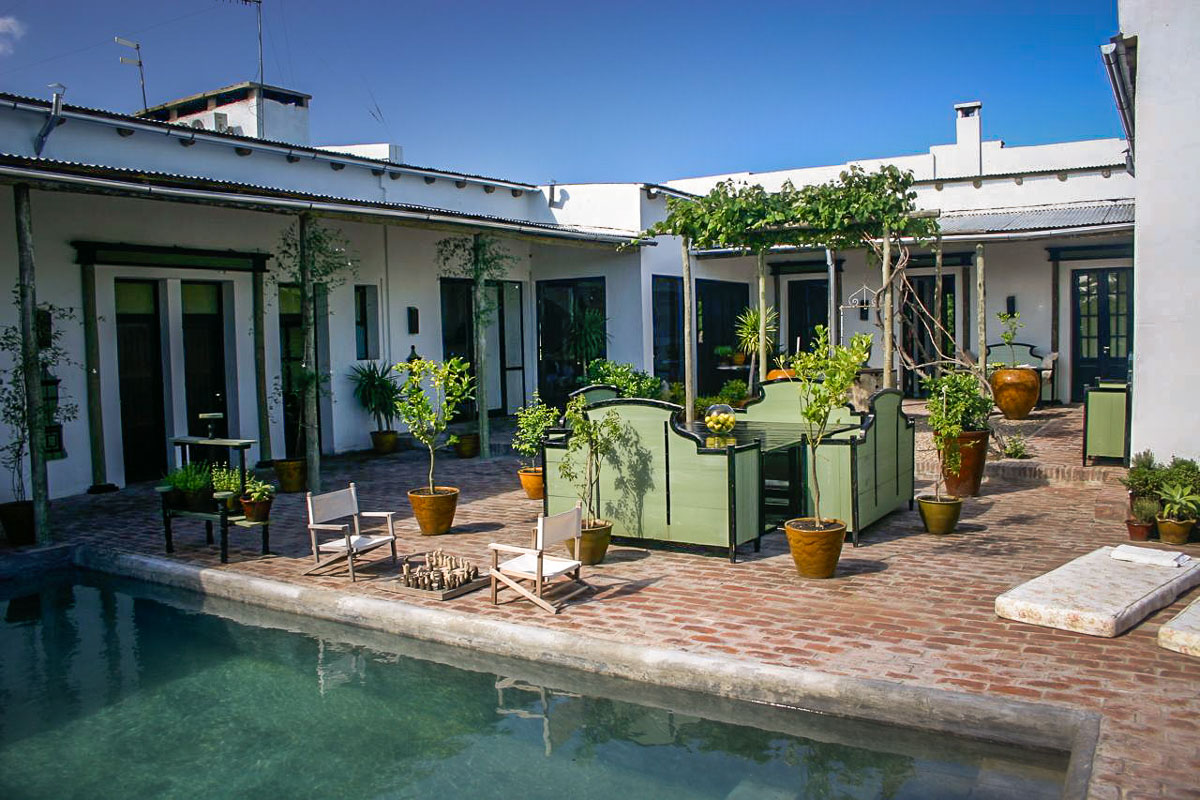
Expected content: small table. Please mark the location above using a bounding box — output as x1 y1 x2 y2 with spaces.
169 436 256 494
156 488 270 564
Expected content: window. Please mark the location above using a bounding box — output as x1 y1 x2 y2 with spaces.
354 285 380 360
652 276 683 383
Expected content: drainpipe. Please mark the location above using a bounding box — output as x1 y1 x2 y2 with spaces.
33 84 66 156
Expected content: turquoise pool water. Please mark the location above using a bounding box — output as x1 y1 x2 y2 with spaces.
0 572 1067 799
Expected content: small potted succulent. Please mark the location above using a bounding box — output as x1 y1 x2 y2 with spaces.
349 361 403 454
923 371 992 497
240 477 276 522
211 463 242 512
1156 483 1199 545
164 462 213 512
512 393 559 500
989 312 1040 420
558 394 623 564
1127 496 1159 542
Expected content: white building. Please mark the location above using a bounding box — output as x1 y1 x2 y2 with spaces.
0 4 1193 502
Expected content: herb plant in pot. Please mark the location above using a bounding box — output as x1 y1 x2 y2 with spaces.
512 393 558 500
349 361 402 454
165 462 214 512
1156 483 1199 545
396 357 475 535
924 371 992 497
211 463 242 512
783 326 872 578
918 378 968 534
557 394 623 565
988 312 1040 420
240 477 276 522
1127 496 1159 542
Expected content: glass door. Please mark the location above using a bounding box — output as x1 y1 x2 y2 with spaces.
1072 268 1133 401
115 280 166 482
536 278 606 409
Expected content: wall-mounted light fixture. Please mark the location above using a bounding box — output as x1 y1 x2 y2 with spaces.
407 306 419 335
1006 295 1016 315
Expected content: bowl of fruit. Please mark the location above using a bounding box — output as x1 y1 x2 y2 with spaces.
704 404 736 436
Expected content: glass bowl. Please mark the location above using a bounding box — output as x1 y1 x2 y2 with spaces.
704 404 736 435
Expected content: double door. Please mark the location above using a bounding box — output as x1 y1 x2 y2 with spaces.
1072 268 1133 401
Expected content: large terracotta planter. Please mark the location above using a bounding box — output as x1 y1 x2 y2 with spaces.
566 521 612 565
454 434 480 459
370 430 399 455
408 487 460 535
917 495 963 535
273 458 306 493
942 430 989 497
1156 517 1195 545
784 518 846 579
518 467 544 500
0 500 35 547
989 367 1041 420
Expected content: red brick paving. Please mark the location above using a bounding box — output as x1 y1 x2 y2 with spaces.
11 441 1200 799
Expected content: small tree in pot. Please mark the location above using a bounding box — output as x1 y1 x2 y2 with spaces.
395 357 475 535
916 372 984 534
512 393 558 500
557 393 623 565
925 371 992 498
349 361 402 454
783 326 872 578
989 311 1040 420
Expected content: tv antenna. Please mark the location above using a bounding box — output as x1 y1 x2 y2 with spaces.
114 37 147 111
226 0 265 137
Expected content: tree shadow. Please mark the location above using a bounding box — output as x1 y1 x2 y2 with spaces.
601 548 652 564
451 521 506 534
592 575 662 601
603 423 655 539
831 559 889 577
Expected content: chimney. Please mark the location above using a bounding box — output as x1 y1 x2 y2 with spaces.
954 101 982 175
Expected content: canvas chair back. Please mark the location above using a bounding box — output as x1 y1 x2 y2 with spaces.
536 504 581 550
307 483 360 524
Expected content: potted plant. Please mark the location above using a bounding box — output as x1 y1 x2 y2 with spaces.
734 305 778 383
396 357 475 535
164 462 214 512
1122 450 1161 509
211 463 242 512
988 312 1040 420
1127 496 1159 542
1156 483 1199 545
713 345 735 367
240 477 276 522
558 393 623 565
512 393 559 500
924 371 992 497
271 367 327 493
783 326 872 578
349 361 402 454
917 376 967 535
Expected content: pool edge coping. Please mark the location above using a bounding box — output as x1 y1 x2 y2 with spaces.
64 544 1098 799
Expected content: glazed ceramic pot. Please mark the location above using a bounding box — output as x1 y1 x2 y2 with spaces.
989 367 1040 420
454 434 480 459
1125 520 1154 542
942 430 989 497
917 495 963 535
240 497 273 522
784 518 846 579
1156 517 1195 545
517 467 544 500
566 522 612 565
370 430 399 454
0 500 35 546
408 487 460 535
273 458 306 493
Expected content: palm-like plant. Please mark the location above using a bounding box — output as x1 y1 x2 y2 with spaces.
734 305 778 387
349 361 401 433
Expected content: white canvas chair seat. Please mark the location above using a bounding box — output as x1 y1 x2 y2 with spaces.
303 483 398 582
490 504 590 614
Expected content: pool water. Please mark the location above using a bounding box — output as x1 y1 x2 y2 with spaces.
0 572 1068 800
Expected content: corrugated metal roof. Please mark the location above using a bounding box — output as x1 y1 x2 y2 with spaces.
939 203 1134 234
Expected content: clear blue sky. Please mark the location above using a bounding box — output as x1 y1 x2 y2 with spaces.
0 0 1121 183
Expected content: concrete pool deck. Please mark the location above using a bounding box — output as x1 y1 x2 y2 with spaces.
5 436 1198 799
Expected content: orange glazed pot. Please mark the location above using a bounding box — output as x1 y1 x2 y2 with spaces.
765 368 795 381
408 487 460 535
517 467 545 500
784 518 846 579
989 367 1040 420
942 430 989 497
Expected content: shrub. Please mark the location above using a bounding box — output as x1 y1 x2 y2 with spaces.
1162 457 1200 494
164 462 211 492
1131 496 1160 524
584 359 662 399
1122 450 1161 499
242 476 276 501
717 379 749 406
1002 434 1029 460
512 393 559 470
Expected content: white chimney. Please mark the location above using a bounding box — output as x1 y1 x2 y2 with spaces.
954 101 982 175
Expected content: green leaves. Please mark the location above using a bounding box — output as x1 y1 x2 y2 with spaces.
512 393 559 466
558 394 624 526
1159 483 1200 522
584 360 662 399
734 305 778 357
922 371 992 495
348 361 403 432
394 357 476 492
275 217 358 288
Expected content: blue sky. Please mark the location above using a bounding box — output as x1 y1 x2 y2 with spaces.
0 1 1121 183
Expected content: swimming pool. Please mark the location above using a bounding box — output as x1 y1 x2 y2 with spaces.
0 571 1068 799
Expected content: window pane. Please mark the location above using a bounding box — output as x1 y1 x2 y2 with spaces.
115 282 155 315
182 283 219 314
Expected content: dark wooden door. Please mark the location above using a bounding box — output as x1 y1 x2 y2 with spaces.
787 279 828 355
536 278 606 409
902 275 957 398
696 279 750 395
115 281 166 482
181 282 228 438
1072 268 1133 401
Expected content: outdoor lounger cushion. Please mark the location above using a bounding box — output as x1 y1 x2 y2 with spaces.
1159 595 1200 657
995 547 1200 637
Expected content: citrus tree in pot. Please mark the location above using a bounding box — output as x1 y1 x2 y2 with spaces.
783 326 872 579
917 373 975 534
395 357 474 535
557 394 623 565
512 392 558 500
989 311 1040 420
926 371 992 497
349 361 402 454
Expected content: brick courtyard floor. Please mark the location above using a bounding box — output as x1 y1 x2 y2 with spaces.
7 414 1197 799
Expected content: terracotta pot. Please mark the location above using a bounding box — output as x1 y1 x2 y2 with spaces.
240 497 273 522
917 495 963 535
732 352 746 366
566 521 612 565
370 430 399 455
182 488 215 512
408 487 460 535
765 368 795 381
1156 517 1195 545
1125 520 1155 542
0 500 35 547
518 467 544 500
273 458 306 493
454 434 480 459
989 367 1041 420
784 518 846 579
942 430 989 497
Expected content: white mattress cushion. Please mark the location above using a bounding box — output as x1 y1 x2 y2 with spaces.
995 547 1200 637
1159 595 1200 657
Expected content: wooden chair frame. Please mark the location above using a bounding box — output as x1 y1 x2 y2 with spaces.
490 504 590 614
303 482 398 581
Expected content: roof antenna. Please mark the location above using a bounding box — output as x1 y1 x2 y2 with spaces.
224 0 265 138
114 37 148 111
34 83 66 157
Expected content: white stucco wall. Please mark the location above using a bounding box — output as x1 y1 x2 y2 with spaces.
1120 0 1200 460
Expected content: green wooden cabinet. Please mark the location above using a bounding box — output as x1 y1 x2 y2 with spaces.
1083 381 1130 465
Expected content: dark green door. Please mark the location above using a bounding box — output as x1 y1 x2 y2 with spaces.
181 282 227 439
115 281 166 482
786 279 828 355
1072 268 1133 401
536 278 606 409
696 279 749 395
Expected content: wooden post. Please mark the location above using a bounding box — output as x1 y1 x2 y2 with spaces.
472 234 491 459
881 225 894 389
252 269 272 466
299 213 321 493
681 236 696 424
976 243 987 378
825 248 837 350
81 261 115 493
14 184 49 545
934 236 943 370
756 250 767 383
